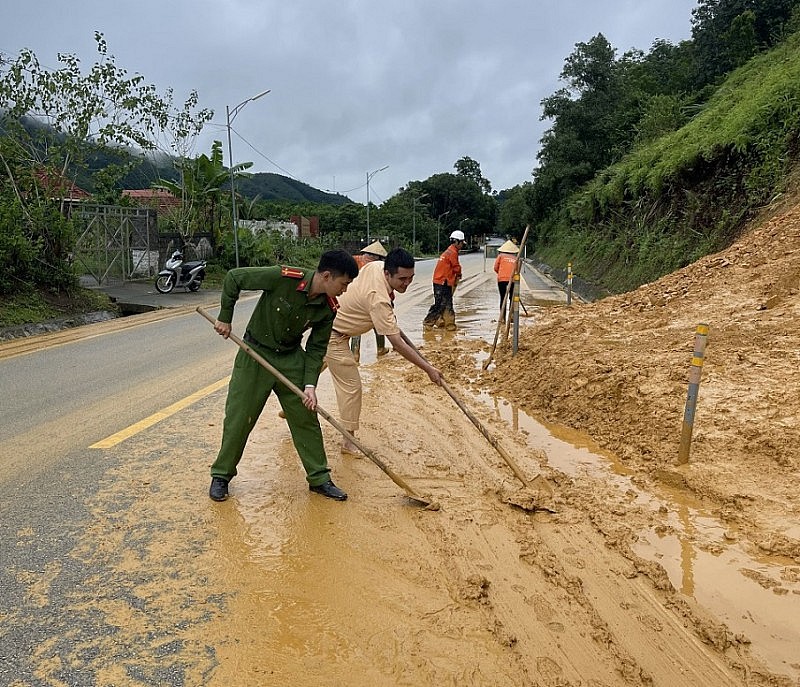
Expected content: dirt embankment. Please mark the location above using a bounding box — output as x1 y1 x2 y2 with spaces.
471 198 800 565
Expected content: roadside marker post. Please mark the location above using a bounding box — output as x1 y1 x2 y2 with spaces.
512 271 521 355
567 262 573 306
678 323 709 465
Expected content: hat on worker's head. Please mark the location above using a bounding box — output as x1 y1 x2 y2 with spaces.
499 240 519 254
361 240 388 257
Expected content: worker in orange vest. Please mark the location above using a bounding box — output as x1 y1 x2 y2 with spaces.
423 229 465 330
351 241 388 360
494 239 519 320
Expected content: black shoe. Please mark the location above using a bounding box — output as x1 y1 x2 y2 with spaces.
209 476 229 501
309 480 348 501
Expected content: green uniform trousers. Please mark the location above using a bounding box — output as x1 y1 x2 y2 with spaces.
211 344 330 486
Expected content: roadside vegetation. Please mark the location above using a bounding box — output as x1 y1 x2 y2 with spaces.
3 1 800 327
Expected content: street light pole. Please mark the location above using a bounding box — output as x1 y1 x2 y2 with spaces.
459 217 470 251
365 165 388 244
437 210 451 253
411 192 428 256
226 89 270 268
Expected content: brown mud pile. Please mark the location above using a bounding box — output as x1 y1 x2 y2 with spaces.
476 199 800 564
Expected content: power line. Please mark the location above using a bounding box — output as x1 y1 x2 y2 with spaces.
225 123 368 199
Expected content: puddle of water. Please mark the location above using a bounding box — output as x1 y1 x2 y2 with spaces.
475 391 800 680
635 524 800 675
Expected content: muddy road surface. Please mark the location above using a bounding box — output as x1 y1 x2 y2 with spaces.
2 244 799 686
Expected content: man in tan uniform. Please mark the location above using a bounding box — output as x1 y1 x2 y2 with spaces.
351 240 388 360
325 247 444 454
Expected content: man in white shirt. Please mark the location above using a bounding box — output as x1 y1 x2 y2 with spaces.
325 247 444 454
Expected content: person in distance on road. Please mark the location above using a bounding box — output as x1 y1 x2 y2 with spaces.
494 239 519 320
325 247 444 455
423 229 465 330
208 250 359 503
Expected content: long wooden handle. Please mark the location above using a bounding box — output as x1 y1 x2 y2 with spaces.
440 380 531 489
197 307 431 505
399 332 531 489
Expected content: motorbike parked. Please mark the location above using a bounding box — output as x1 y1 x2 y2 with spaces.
155 250 207 294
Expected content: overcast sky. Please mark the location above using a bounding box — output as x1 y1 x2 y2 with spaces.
2 0 697 203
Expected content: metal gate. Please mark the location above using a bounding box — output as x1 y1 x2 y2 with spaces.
71 204 159 285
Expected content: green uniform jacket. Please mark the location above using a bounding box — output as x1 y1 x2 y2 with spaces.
218 265 336 387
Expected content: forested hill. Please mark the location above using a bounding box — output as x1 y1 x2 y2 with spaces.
99 149 350 206
235 173 351 205
523 10 800 293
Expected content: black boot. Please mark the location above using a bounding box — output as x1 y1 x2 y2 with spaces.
309 480 348 501
209 476 229 501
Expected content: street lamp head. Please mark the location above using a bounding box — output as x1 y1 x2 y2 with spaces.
367 164 389 181
229 89 271 122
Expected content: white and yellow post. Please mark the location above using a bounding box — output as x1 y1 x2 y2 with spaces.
677 323 709 465
512 270 521 355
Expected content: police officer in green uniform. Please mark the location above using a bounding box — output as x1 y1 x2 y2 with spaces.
209 249 359 502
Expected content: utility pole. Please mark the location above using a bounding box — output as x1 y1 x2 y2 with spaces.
437 210 451 253
411 192 428 256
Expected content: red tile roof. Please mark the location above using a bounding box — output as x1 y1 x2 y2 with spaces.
122 189 182 211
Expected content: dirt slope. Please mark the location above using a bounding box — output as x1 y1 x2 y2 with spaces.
477 198 800 564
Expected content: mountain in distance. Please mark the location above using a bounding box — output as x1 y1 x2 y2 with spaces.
235 172 352 205
85 144 353 206
4 116 353 206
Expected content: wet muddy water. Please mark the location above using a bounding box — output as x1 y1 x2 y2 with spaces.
212 253 800 682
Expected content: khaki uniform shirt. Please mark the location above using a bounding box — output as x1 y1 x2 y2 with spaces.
332 260 400 337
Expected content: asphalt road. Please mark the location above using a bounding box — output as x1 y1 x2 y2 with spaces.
0 253 566 685
0 252 564 497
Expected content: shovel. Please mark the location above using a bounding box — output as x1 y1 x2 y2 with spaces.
197 307 439 510
400 331 554 509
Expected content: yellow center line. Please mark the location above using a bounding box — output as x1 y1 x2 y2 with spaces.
90 376 230 449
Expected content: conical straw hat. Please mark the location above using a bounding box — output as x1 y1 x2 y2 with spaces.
498 240 519 253
361 240 387 257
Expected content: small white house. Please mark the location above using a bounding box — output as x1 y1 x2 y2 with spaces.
239 219 299 238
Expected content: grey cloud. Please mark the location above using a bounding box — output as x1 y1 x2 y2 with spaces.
1 0 697 199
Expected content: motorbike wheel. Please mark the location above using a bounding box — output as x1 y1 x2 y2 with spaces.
155 274 175 294
188 280 202 292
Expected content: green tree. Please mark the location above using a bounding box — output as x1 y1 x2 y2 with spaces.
497 184 532 239
454 156 492 194
155 140 252 243
690 0 800 87
533 34 619 221
0 32 211 294
416 172 497 248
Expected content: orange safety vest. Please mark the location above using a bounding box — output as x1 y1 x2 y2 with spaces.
494 253 517 283
432 244 462 286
